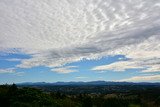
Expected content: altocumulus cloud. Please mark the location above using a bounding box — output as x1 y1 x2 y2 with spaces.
0 0 160 73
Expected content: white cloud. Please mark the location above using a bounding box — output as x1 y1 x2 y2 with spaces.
5 58 22 62
0 68 25 76
92 60 143 72
142 65 160 73
120 74 160 82
92 35 160 72
0 68 16 74
76 76 88 79
0 0 160 73
51 66 78 74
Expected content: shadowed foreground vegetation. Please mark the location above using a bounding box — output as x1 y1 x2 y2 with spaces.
0 84 160 107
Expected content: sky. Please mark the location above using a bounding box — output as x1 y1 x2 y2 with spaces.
0 0 160 84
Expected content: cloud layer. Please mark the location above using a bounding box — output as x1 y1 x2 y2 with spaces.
51 66 77 74
0 0 160 74
120 74 160 82
0 68 15 74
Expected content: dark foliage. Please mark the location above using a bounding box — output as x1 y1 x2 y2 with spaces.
0 84 160 107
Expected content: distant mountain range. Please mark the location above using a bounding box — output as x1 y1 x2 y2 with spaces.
17 81 160 86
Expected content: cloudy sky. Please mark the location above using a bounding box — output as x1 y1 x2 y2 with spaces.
0 0 160 84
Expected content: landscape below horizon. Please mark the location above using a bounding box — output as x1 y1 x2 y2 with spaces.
0 82 160 107
0 0 160 84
